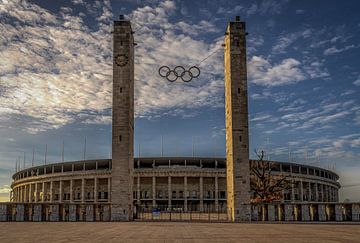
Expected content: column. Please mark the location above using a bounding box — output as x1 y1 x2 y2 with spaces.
35 183 38 202
137 176 141 205
215 176 219 212
81 178 85 203
19 186 22 202
94 178 98 203
23 185 27 203
25 185 27 202
308 183 312 201
29 184 32 203
50 181 54 203
23 186 26 202
42 182 45 202
200 176 204 212
324 185 327 202
27 185 30 202
59 180 63 203
152 176 156 208
107 177 111 202
315 183 319 202
184 176 188 211
300 181 304 201
168 176 171 210
320 184 324 202
22 186 25 202
70 179 74 203
291 180 295 202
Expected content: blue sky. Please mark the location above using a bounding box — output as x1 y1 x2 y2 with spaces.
0 0 359 201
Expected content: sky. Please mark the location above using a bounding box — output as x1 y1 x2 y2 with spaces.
0 0 359 202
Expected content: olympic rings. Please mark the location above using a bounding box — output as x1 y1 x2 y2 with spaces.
158 65 201 82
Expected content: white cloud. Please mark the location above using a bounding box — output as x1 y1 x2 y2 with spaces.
324 44 357 55
248 56 306 86
0 185 11 193
251 114 272 122
216 0 288 16
353 75 360 86
272 29 312 54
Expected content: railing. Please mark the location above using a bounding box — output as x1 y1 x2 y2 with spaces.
135 205 230 222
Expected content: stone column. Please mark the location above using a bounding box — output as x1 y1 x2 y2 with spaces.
59 180 63 203
27 185 30 202
320 184 324 202
70 179 74 203
50 181 54 203
152 176 156 208
315 183 319 202
35 183 38 202
107 177 111 202
268 205 275 221
215 176 219 212
23 185 26 202
42 182 45 202
50 205 59 221
200 176 204 212
184 176 188 211
224 17 251 222
29 184 32 203
94 178 98 203
81 178 85 203
318 204 326 221
301 204 310 221
16 204 24 221
137 176 141 205
284 204 293 221
69 204 77 221
335 204 343 221
168 176 171 210
308 183 312 201
300 181 304 201
33 204 42 222
19 186 22 202
291 180 295 202
86 205 94 221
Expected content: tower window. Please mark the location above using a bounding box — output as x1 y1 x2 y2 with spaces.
239 136 242 142
238 88 240 94
119 135 122 142
120 87 123 93
120 41 123 46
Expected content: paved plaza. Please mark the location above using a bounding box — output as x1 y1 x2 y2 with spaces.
0 222 359 242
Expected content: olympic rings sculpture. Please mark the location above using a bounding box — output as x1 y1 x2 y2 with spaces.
158 65 200 82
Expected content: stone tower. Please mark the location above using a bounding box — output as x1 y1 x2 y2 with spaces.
111 15 134 221
224 16 251 222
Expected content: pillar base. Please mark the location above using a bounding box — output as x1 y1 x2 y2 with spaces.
111 204 132 221
234 204 251 222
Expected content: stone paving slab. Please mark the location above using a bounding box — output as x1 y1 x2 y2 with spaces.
0 222 359 243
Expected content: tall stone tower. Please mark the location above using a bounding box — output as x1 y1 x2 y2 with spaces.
224 16 251 222
111 15 134 221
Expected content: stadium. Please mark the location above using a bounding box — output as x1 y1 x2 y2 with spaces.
10 157 340 220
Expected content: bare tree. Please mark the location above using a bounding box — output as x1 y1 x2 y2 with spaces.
250 150 292 204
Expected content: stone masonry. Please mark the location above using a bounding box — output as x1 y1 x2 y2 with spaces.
224 16 251 221
111 16 134 221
